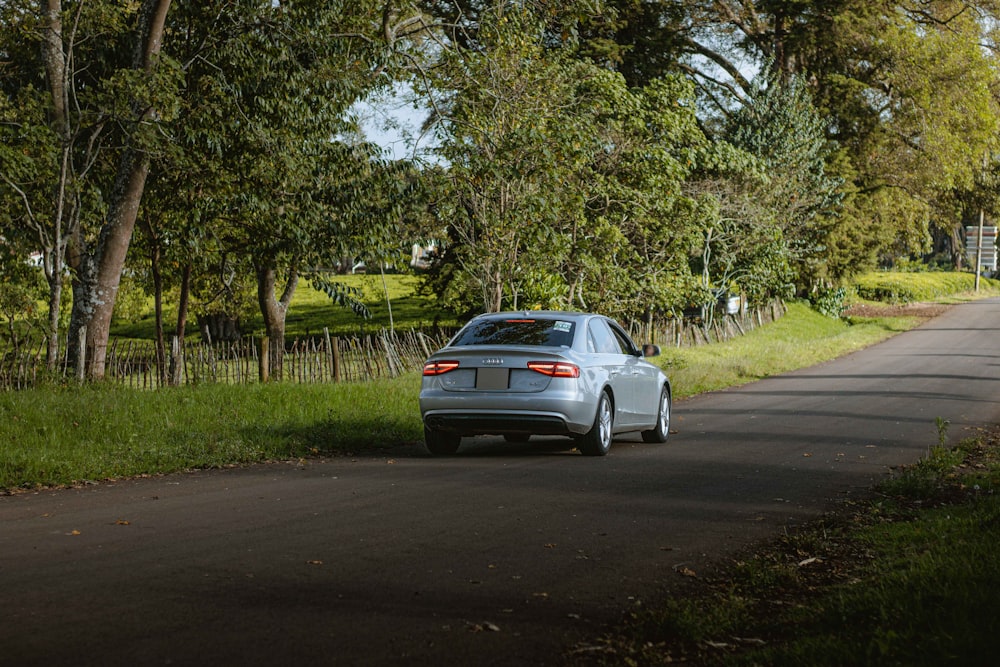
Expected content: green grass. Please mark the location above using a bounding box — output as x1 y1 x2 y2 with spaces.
852 269 1000 304
0 375 423 490
664 301 919 398
595 434 1000 666
111 273 459 340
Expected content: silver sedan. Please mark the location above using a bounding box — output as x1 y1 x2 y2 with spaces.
419 311 672 456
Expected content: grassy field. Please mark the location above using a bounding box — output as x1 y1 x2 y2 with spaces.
111 273 460 340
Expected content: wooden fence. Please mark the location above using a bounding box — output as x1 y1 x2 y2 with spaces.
0 302 785 391
0 328 455 391
629 300 788 349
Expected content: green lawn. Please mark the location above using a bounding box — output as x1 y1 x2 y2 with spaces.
111 273 460 340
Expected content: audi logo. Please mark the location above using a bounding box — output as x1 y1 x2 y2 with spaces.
481 358 505 365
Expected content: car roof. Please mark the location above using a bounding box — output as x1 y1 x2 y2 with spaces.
472 311 595 321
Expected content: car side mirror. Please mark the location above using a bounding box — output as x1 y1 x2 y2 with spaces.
642 344 660 358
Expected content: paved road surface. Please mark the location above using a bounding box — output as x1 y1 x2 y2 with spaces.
3 299 1000 666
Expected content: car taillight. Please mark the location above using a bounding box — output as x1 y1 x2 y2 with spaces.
527 361 580 378
423 360 460 376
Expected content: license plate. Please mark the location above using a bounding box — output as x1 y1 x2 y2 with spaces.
476 368 509 390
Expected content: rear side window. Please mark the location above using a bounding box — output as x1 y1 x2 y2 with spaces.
451 318 576 347
589 319 624 354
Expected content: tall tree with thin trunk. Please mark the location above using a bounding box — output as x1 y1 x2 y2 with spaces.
66 0 175 379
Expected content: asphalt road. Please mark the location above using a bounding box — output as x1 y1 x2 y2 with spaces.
3 299 1000 666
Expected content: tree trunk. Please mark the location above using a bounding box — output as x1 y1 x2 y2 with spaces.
170 262 192 385
40 2 69 371
43 253 63 371
66 0 172 380
255 260 299 381
147 228 167 386
176 262 192 343
69 154 152 378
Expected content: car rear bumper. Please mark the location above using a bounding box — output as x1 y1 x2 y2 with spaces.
419 382 599 437
423 411 578 436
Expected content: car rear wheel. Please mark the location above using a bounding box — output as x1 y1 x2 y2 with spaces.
579 391 613 456
424 427 461 455
641 385 671 443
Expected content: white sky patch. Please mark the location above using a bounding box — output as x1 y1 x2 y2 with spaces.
353 82 436 162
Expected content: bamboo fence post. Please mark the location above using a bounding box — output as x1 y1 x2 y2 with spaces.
75 325 87 383
259 336 269 383
332 336 341 382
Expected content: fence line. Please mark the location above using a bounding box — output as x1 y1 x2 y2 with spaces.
0 328 457 391
0 303 785 391
629 300 788 349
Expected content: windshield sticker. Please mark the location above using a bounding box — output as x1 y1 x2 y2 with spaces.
553 321 572 333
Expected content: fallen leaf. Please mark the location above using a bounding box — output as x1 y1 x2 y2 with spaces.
543 543 556 549
68 530 81 536
677 567 697 578
116 519 130 526
467 622 500 633
306 560 323 566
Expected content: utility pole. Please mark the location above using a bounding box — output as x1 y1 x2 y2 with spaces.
975 207 984 293
975 151 988 293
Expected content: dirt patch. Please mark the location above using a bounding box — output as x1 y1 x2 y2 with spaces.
843 302 951 319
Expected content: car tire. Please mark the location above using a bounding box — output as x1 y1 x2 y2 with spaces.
579 391 613 456
641 385 671 443
424 427 461 455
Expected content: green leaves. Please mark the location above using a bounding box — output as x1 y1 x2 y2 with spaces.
310 277 372 320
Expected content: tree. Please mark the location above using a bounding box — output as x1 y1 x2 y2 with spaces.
722 71 843 290
421 3 748 320
575 74 741 319
3 1 425 379
0 1 180 378
65 0 177 380
422 4 594 313
811 1 1000 273
596 1 1000 276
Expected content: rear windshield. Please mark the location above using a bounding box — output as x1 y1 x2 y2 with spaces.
451 318 576 348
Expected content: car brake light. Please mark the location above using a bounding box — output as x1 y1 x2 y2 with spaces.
527 361 580 378
423 360 460 376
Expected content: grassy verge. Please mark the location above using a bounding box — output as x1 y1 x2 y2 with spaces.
852 269 1000 303
665 301 922 398
588 428 1000 666
0 375 423 490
